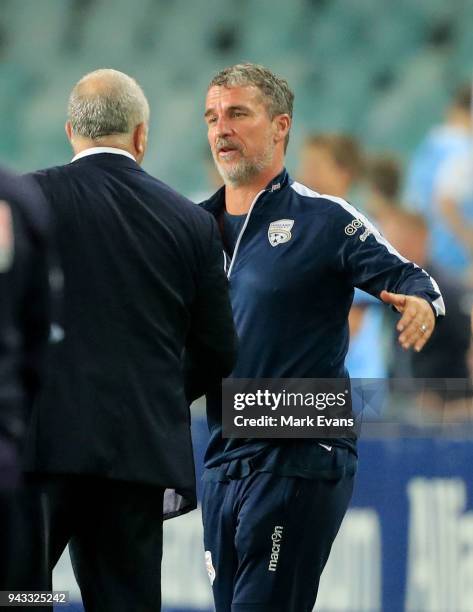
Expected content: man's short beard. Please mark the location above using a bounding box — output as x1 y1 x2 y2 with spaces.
214 141 274 187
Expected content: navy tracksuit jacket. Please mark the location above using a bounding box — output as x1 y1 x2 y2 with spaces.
200 169 445 468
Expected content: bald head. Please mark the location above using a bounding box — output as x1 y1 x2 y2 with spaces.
68 69 149 139
66 69 149 162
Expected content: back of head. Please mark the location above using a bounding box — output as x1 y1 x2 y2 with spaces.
447 83 472 127
68 68 149 142
452 83 472 113
366 154 402 203
299 132 364 196
305 133 364 179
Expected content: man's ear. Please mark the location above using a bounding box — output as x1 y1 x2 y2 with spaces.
273 114 291 146
133 123 148 161
65 121 73 142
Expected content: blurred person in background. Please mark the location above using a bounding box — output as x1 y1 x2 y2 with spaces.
381 209 473 413
364 153 403 224
297 132 363 198
405 84 473 281
346 289 387 380
24 68 237 611
405 84 472 216
200 62 444 612
433 146 473 284
470 306 473 383
346 155 406 404
296 133 387 383
0 168 49 590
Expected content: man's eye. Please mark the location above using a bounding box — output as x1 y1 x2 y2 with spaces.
233 112 245 118
207 117 217 124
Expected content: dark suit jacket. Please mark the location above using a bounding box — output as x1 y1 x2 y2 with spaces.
0 168 50 443
0 167 50 488
25 152 237 518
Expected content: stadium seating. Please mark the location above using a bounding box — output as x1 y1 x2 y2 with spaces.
0 0 471 193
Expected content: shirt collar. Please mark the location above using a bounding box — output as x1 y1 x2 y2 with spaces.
264 168 289 192
203 168 290 215
71 147 136 163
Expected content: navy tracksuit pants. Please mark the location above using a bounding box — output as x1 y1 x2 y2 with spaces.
202 448 356 612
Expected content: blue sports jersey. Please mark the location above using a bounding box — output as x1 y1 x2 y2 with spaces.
404 125 472 275
404 125 470 216
200 169 445 470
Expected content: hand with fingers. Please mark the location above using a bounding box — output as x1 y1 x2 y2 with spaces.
380 290 436 352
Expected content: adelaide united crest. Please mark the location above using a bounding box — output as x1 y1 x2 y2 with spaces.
268 219 294 247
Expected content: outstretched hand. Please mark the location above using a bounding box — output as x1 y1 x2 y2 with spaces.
380 290 436 352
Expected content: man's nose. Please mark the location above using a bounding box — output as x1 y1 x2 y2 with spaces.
215 116 233 138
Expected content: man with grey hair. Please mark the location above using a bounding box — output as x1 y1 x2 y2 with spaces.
66 68 150 162
24 68 237 611
200 63 444 611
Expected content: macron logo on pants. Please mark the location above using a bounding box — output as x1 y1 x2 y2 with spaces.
268 525 284 572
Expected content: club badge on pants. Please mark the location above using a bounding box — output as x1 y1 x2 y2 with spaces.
268 219 294 247
205 551 216 585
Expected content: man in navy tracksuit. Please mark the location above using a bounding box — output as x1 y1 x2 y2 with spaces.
200 63 445 612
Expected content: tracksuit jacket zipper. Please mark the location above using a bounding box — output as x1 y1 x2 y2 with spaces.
226 189 266 279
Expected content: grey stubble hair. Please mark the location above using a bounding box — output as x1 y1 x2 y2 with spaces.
68 69 150 140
